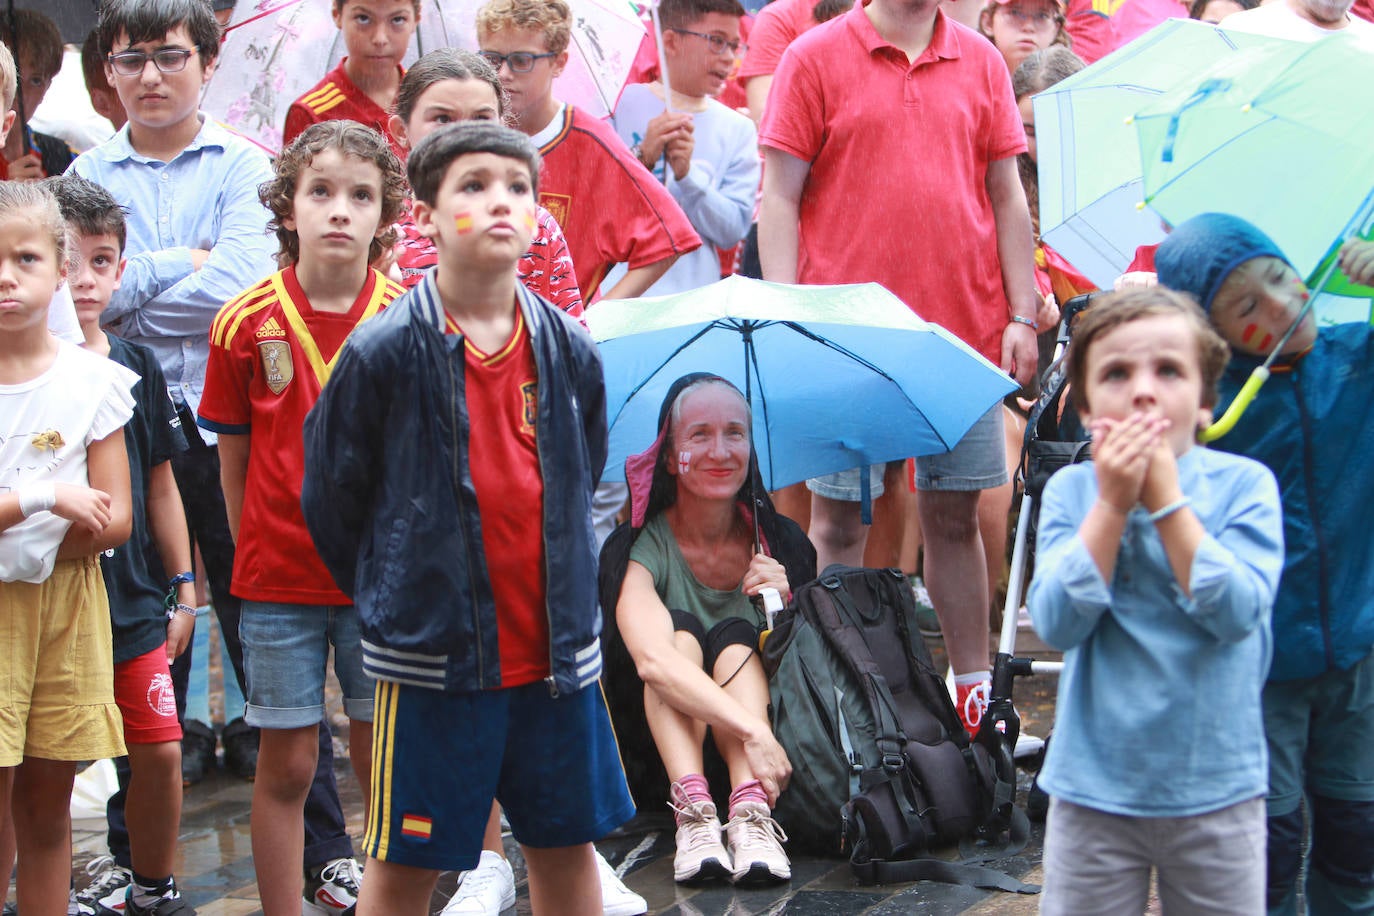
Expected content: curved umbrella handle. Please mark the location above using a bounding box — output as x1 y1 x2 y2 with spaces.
1200 366 1268 443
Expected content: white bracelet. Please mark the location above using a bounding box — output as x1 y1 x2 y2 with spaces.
17 482 56 518
1149 497 1191 523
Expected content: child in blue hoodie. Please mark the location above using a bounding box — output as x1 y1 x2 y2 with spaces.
1157 214 1374 916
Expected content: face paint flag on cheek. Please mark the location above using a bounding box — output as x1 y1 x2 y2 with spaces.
679 450 691 474
523 210 537 234
1241 324 1258 344
454 213 474 234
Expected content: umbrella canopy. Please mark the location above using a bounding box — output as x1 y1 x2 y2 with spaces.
201 0 645 154
585 275 1017 490
1033 18 1270 288
1135 32 1374 323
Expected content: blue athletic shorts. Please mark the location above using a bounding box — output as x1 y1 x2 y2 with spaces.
365 679 635 871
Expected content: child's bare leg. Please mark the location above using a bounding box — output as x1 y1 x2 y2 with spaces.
523 842 599 916
0 768 13 905
356 857 439 916
125 741 182 879
482 802 504 854
251 724 318 915
347 717 372 828
12 757 76 915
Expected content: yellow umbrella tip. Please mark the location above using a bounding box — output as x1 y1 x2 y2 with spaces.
1241 103 1252 113
1123 115 1134 125
1135 201 1146 210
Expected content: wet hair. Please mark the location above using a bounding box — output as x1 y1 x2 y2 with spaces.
1188 0 1257 18
333 0 422 12
97 0 223 66
476 0 572 57
394 49 511 126
979 0 1072 51
81 30 113 95
0 42 14 111
406 120 540 207
42 175 129 255
0 9 63 85
1011 47 1084 236
1068 288 1231 412
658 0 747 31
667 376 752 443
811 0 851 21
0 181 69 269
260 121 409 267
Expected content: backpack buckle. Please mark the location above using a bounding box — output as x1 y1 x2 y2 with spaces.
882 753 905 774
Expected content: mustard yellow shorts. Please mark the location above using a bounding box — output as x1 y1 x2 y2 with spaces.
0 556 125 766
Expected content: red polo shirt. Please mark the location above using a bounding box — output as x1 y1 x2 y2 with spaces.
739 0 818 80
759 2 1025 364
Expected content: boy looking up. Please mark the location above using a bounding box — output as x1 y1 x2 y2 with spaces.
476 0 700 302
283 0 420 158
71 2 366 910
48 173 198 916
1157 214 1374 916
1027 289 1282 913
757 0 1038 735
608 0 758 297
199 121 407 916
302 121 634 916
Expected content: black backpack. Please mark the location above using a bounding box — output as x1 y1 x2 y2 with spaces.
763 565 1036 893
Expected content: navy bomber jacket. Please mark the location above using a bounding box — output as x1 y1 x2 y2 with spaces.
302 273 607 696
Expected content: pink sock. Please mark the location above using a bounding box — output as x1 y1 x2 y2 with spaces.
728 779 768 816
670 774 712 825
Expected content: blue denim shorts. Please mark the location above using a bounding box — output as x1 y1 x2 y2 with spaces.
239 601 375 729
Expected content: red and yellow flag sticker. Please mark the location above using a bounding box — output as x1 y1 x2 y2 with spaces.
454 212 474 235
523 209 537 234
401 814 433 839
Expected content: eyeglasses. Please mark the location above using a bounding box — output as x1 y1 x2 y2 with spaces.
107 48 196 77
1000 7 1062 25
667 28 745 56
478 50 558 73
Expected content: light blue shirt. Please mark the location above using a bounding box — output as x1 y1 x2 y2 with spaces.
69 114 277 440
606 84 759 297
1027 446 1283 817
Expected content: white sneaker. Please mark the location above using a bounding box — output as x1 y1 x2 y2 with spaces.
669 791 732 884
74 855 132 915
442 850 515 916
594 850 646 916
724 802 790 885
302 857 362 915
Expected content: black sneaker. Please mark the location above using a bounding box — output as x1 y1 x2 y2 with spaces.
220 717 258 781
123 882 196 916
180 719 217 787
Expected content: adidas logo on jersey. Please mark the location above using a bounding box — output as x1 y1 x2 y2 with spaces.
256 317 287 339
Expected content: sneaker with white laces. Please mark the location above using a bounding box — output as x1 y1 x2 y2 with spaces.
302 857 363 915
593 849 646 916
75 855 133 915
724 802 790 886
123 880 196 915
669 792 732 884
441 850 515 915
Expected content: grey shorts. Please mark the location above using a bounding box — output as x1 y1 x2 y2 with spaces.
805 404 1007 500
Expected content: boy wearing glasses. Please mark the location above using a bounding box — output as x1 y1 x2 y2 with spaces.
283 0 421 158
476 0 701 303
71 2 366 913
608 0 758 297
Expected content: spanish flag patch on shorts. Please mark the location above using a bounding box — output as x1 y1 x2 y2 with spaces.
401 814 433 840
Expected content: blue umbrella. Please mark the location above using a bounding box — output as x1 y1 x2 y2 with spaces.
585 275 1017 490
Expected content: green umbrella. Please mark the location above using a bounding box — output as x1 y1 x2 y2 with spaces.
1033 19 1270 288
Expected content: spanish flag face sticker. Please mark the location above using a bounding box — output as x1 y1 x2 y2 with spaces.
454 212 474 235
523 209 537 235
401 813 433 840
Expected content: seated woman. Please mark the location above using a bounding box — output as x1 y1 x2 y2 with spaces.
601 373 816 888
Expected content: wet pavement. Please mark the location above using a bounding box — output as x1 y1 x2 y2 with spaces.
58 628 1064 916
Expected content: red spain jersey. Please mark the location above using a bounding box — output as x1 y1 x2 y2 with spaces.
532 104 700 302
199 267 404 604
283 60 406 159
446 308 551 687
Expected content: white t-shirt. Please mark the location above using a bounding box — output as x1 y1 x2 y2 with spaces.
1223 0 1374 40
1 341 137 584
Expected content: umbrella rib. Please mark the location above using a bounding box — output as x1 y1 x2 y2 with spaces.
608 322 722 429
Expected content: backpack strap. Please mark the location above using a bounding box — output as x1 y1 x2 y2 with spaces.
850 852 1040 894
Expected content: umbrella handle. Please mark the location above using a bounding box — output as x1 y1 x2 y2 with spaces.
1199 366 1268 443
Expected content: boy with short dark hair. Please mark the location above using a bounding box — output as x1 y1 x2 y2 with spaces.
1157 214 1374 916
302 121 634 916
283 0 420 158
608 0 758 296
47 173 198 916
0 9 76 179
1027 288 1283 913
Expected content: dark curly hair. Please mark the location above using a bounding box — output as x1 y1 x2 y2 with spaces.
259 121 408 267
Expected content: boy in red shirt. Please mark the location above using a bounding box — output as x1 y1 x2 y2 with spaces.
476 0 701 302
283 0 419 158
198 121 407 915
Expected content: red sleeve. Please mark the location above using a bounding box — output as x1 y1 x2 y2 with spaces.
282 101 314 152
739 0 806 80
757 40 824 162
198 316 255 434
984 52 1027 163
616 160 702 272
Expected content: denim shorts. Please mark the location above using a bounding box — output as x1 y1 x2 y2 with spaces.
806 404 1007 500
239 601 375 729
